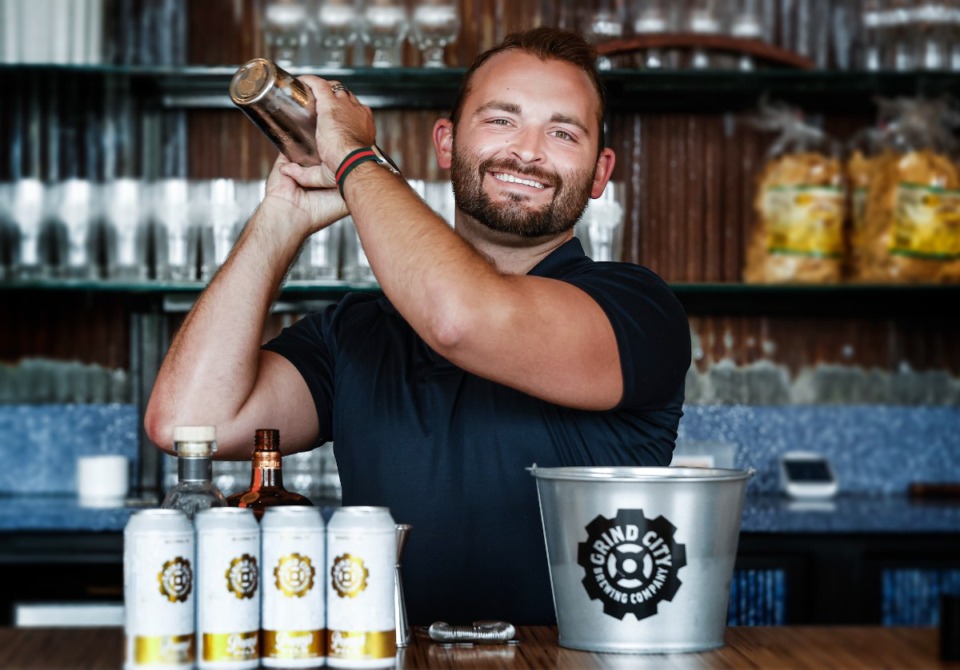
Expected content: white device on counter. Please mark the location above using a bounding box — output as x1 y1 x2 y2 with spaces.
779 451 838 499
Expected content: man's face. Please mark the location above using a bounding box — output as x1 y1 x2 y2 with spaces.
446 51 606 239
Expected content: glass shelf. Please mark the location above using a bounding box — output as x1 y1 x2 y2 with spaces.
2 278 954 317
5 65 960 112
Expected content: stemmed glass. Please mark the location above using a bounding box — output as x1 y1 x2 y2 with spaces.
316 0 359 68
686 0 724 70
358 0 410 68
578 0 627 70
262 0 309 67
630 0 673 70
409 0 461 68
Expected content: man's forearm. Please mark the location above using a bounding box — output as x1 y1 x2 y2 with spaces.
144 201 305 455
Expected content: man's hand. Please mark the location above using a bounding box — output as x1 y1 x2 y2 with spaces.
262 152 348 240
295 75 378 171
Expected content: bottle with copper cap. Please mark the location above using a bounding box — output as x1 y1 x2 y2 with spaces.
227 428 313 520
229 58 322 168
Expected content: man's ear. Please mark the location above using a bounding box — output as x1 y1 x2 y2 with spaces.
590 148 616 199
434 118 454 170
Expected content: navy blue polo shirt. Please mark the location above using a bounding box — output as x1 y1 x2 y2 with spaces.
263 237 690 626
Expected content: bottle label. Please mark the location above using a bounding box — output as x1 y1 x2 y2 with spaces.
201 631 260 662
891 183 960 259
761 185 844 258
326 629 396 661
130 633 195 666
262 629 325 659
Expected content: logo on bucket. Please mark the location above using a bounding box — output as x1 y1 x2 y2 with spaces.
577 509 686 620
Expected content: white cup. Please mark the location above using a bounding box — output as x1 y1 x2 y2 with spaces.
76 455 130 506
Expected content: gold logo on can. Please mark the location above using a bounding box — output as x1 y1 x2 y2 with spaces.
157 556 193 603
274 553 316 598
331 553 368 599
226 553 259 599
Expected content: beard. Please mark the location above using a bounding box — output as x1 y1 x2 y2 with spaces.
450 148 595 239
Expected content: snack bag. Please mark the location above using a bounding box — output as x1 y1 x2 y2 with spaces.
745 102 845 284
844 126 885 280
859 97 960 283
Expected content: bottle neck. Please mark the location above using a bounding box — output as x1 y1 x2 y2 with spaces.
250 452 284 489
178 456 213 482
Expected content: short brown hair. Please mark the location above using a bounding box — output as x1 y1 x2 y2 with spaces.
449 27 607 154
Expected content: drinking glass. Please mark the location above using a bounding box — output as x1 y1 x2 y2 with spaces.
149 179 194 281
54 179 98 280
730 0 763 71
686 0 724 70
102 178 148 282
578 0 627 70
358 0 410 67
263 0 309 67
409 0 461 68
888 0 915 71
913 1 951 70
11 178 46 279
341 217 376 282
293 218 342 280
316 0 360 68
198 179 240 282
630 0 675 70
860 0 885 70
576 183 623 263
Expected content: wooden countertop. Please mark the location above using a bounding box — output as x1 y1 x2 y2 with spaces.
0 625 955 669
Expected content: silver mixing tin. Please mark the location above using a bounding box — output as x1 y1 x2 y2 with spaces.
229 58 322 168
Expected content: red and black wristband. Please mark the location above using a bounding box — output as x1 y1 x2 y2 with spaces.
335 147 380 197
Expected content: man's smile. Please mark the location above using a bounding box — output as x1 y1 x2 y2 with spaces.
491 171 548 190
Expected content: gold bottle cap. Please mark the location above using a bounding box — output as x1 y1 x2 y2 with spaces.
229 58 276 106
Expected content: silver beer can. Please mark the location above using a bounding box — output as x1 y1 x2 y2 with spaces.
195 507 261 669
326 506 397 668
124 508 196 670
261 506 326 668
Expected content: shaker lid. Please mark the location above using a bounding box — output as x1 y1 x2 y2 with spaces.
230 58 276 105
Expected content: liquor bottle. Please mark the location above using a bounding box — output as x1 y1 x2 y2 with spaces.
161 425 229 521
227 428 313 519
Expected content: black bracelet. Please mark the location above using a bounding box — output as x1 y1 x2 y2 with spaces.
335 147 380 197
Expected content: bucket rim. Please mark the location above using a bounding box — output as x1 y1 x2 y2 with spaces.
527 465 755 483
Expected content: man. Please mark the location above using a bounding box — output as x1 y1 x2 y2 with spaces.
145 27 690 626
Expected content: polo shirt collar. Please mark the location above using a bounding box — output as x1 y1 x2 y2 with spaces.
528 237 587 277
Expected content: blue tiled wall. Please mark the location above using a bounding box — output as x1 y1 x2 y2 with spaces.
1 403 958 496
679 405 960 495
0 404 139 494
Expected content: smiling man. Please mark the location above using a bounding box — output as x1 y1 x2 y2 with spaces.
145 27 690 626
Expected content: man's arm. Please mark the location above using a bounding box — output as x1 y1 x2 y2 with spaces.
282 77 624 411
343 164 624 411
144 156 346 458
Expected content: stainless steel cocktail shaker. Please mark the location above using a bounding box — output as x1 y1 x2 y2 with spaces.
229 58 321 167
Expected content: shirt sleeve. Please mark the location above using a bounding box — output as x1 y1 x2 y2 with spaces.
567 263 691 411
260 302 340 444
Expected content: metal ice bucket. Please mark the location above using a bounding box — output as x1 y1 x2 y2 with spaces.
529 466 753 654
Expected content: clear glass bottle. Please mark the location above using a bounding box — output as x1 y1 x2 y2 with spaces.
161 425 228 521
227 428 313 520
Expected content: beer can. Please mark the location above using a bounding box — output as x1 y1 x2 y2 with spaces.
261 506 326 668
195 507 261 669
124 509 196 670
326 506 397 668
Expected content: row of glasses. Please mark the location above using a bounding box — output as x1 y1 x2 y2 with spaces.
263 0 461 68
0 178 263 282
0 177 458 284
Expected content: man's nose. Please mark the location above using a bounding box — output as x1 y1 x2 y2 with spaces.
508 126 544 163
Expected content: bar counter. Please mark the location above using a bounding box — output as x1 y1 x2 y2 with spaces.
0 625 954 669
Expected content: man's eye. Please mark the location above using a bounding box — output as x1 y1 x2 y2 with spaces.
490 118 510 125
554 130 574 141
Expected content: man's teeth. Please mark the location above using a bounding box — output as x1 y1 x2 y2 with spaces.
494 173 545 189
